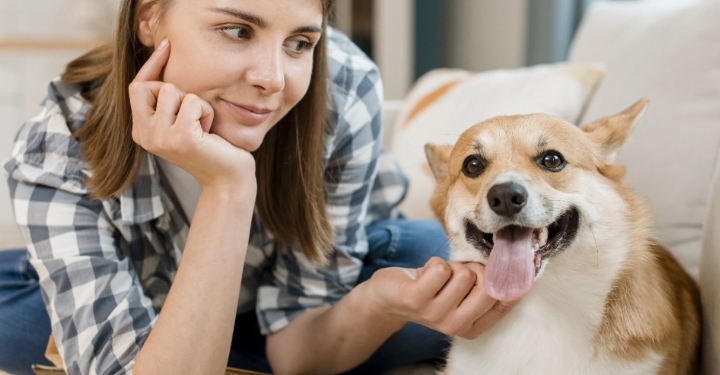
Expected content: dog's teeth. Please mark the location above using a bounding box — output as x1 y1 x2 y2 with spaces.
539 227 549 247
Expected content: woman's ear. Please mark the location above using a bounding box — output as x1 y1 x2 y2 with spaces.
137 1 162 47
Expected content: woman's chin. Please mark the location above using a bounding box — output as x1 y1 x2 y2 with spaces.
228 135 264 152
211 124 267 152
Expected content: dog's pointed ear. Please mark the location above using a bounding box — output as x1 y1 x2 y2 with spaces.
581 98 650 163
425 143 453 180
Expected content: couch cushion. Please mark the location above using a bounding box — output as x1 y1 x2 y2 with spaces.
568 0 720 279
389 64 603 220
701 146 720 375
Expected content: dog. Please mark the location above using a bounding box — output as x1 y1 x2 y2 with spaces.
424 98 701 375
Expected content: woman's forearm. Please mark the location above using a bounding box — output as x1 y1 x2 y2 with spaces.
266 281 407 375
134 185 255 375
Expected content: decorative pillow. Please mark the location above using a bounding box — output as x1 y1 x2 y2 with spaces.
389 63 604 220
568 0 720 281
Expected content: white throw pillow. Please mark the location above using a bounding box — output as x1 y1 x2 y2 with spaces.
389 64 603 220
568 0 720 280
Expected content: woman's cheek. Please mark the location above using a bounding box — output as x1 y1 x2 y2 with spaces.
285 59 314 105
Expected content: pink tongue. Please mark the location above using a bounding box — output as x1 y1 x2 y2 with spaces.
484 226 535 302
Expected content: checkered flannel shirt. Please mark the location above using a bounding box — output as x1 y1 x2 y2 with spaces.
3 28 408 375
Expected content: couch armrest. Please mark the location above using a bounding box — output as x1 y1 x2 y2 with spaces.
0 223 25 250
700 156 720 375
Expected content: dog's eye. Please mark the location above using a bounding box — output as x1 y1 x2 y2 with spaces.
462 155 486 178
539 151 566 171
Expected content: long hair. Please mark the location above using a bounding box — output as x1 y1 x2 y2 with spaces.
62 0 336 263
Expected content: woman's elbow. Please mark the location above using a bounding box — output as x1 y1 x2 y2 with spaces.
266 333 314 375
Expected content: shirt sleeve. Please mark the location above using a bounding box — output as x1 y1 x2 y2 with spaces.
7 176 157 375
255 49 386 334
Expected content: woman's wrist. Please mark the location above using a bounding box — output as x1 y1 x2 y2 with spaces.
200 177 257 205
354 278 408 331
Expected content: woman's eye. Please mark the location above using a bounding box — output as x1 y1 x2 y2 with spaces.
539 151 566 171
221 26 250 39
287 39 314 53
462 155 486 178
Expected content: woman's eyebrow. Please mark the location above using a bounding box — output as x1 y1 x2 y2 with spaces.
209 7 268 28
292 25 323 34
208 6 322 34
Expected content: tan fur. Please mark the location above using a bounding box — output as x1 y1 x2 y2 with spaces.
427 98 701 374
590 164 701 374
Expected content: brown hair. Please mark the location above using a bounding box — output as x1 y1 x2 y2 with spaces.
62 0 336 263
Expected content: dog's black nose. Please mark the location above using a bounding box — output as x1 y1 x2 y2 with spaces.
487 182 528 217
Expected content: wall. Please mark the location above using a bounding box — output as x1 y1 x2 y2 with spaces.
373 0 415 100
442 0 528 72
0 0 116 248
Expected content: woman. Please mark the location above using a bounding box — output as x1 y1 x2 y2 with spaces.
0 0 514 374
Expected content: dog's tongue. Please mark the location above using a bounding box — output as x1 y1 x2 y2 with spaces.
484 226 535 302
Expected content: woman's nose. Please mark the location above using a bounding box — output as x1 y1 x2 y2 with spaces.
246 46 284 94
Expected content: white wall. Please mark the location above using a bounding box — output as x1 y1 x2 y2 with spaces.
373 0 415 100
443 0 528 72
0 0 117 249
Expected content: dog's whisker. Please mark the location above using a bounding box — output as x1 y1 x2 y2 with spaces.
426 230 460 260
588 223 599 270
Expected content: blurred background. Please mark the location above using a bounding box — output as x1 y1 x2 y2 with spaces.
0 0 697 248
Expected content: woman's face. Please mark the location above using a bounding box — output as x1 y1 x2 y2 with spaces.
140 0 323 151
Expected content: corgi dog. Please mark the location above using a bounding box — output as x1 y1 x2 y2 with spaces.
424 98 701 375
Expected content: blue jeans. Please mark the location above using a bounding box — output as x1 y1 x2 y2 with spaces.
0 219 450 374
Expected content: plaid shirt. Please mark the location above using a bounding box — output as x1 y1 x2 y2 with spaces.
3 28 408 375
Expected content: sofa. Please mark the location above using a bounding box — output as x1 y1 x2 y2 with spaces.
382 1 720 373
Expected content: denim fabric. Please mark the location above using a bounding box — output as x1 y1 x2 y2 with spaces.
0 249 53 375
0 219 450 374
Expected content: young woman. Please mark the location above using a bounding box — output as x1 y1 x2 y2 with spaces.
0 0 515 374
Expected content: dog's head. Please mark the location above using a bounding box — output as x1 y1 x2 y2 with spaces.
425 98 650 302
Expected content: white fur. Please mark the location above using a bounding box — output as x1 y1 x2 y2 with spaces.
442 160 664 374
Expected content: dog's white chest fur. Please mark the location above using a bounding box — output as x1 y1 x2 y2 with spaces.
443 268 663 375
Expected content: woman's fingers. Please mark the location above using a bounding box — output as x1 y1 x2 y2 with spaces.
133 39 170 83
374 259 517 338
410 257 453 302
129 39 171 121
129 81 164 120
129 38 170 117
450 282 497 335
155 83 185 126
425 262 478 318
459 299 518 339
197 97 214 133
176 94 214 133
410 260 517 337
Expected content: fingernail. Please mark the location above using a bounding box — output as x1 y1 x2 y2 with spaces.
159 38 169 50
402 268 417 280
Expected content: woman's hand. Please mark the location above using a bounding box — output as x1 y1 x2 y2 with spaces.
367 257 518 340
129 39 256 192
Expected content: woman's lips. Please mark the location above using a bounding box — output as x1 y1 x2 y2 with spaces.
220 99 272 126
